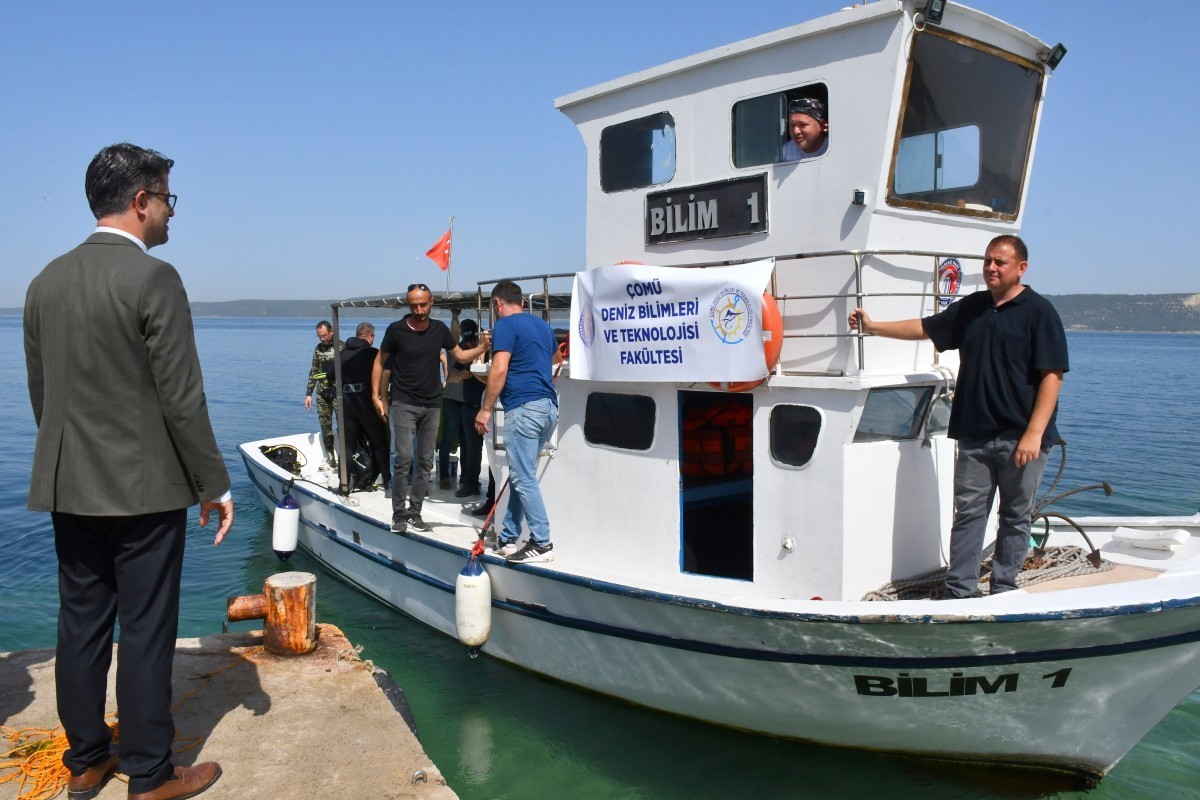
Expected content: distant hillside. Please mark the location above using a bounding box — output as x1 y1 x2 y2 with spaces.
187 299 399 319
1048 293 1200 333
4 293 1200 332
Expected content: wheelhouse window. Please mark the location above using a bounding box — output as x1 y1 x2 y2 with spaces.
600 112 676 192
853 387 934 443
770 405 822 466
888 29 1042 218
584 393 656 450
732 84 828 168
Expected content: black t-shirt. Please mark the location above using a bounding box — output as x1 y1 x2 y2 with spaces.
379 316 455 408
461 361 485 407
922 287 1069 446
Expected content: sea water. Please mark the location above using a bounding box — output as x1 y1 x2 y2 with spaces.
2 316 1199 800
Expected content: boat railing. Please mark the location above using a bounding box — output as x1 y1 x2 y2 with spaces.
773 248 985 375
474 272 577 325
481 252 984 375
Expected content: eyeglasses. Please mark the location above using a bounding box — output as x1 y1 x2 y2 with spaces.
146 191 177 210
407 283 430 292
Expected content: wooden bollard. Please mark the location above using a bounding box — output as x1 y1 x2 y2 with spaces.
227 572 318 655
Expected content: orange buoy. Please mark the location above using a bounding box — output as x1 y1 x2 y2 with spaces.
709 292 783 392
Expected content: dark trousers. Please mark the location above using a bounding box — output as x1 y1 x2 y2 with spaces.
52 509 186 794
343 401 391 486
390 401 440 520
437 398 464 480
460 403 484 487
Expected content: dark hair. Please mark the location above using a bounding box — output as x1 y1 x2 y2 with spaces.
490 279 524 307
988 234 1028 262
85 143 174 220
316 320 332 332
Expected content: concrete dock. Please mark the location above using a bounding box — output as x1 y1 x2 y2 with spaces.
1 624 457 799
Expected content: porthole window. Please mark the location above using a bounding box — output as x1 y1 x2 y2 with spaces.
600 112 676 192
584 393 656 450
770 405 822 466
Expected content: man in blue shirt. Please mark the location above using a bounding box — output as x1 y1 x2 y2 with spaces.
850 235 1068 598
474 280 561 563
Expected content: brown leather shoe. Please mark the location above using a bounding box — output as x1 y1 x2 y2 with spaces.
128 762 221 800
67 754 119 800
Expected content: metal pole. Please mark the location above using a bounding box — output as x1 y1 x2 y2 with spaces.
854 252 865 373
445 216 454 294
332 305 348 495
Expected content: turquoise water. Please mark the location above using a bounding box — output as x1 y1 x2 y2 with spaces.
2 317 1199 799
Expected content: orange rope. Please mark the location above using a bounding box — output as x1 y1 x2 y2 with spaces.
0 646 262 799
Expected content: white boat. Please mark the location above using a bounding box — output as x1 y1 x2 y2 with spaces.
241 1 1200 783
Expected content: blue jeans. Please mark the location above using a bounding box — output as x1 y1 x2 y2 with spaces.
500 397 557 546
390 402 440 521
945 434 1051 597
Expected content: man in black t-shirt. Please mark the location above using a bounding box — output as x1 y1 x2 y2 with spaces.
850 235 1068 599
371 285 487 533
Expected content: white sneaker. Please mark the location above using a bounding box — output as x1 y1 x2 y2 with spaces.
493 539 520 557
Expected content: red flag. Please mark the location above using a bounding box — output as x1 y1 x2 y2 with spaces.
425 229 452 271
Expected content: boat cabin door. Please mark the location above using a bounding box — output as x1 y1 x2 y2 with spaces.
679 390 753 581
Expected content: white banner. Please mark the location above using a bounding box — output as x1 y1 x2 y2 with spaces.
569 260 775 382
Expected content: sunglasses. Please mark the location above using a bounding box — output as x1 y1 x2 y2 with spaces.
407 283 430 292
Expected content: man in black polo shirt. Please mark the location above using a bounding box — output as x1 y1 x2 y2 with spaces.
372 285 487 533
850 235 1068 598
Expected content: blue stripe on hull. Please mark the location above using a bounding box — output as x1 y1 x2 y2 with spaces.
243 452 1200 671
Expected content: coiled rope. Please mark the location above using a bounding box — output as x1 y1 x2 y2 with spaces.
0 646 261 800
861 545 1114 601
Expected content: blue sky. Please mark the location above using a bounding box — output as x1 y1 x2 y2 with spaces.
3 1 1198 308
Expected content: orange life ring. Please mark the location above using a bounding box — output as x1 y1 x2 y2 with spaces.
709 292 782 392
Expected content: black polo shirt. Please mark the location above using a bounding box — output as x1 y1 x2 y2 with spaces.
922 287 1068 446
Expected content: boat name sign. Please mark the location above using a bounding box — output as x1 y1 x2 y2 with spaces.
645 174 768 245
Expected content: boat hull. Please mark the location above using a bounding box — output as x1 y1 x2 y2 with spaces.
240 440 1200 779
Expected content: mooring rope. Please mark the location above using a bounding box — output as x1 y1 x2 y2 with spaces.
861 545 1115 601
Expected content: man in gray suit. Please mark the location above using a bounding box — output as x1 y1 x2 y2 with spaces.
24 143 231 800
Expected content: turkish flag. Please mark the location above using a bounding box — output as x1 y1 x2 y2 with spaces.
425 229 452 271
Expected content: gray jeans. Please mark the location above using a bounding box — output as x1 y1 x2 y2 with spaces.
945 434 1051 597
390 402 440 522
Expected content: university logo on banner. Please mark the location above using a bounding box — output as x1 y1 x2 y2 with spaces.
569 260 775 383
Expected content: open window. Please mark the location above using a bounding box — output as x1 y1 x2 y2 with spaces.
732 83 829 168
887 29 1042 218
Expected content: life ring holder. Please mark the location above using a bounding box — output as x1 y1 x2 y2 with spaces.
613 261 781 393
709 292 783 393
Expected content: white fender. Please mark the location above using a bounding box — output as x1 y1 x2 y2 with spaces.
272 494 300 561
455 559 492 648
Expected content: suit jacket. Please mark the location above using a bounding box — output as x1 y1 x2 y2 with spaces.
24 232 231 515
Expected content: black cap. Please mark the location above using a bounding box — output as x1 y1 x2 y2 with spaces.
460 319 479 337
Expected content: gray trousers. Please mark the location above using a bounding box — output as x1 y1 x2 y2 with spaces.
390 401 440 522
945 434 1051 597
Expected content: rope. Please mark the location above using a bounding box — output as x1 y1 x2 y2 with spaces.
861 545 1115 601
0 646 262 799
